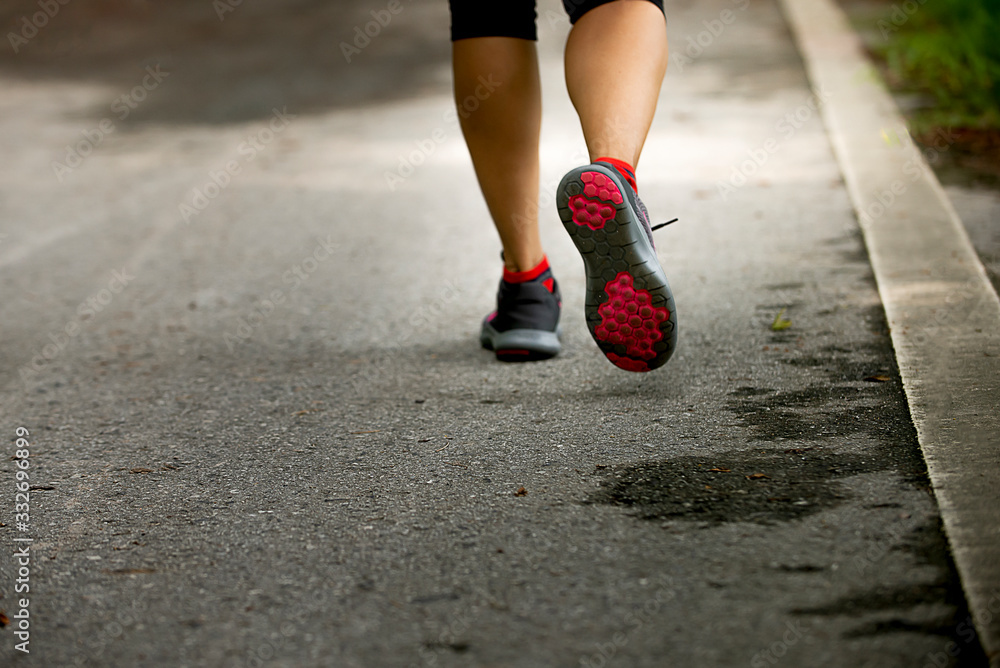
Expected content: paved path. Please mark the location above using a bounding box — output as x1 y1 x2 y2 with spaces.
781 0 1000 662
0 0 992 666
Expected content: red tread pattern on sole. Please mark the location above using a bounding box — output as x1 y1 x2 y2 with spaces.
606 352 649 373
567 172 624 230
593 272 670 369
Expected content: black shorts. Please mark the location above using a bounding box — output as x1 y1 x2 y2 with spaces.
448 0 665 42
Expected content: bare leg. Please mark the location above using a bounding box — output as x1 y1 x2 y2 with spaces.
452 2 666 273
453 38 544 273
565 0 668 169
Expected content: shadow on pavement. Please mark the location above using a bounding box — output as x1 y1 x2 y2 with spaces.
0 0 451 125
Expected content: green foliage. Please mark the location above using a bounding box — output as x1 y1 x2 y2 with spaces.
876 0 1000 130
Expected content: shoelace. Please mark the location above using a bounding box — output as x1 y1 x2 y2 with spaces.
650 217 679 232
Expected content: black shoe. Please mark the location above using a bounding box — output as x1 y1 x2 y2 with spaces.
480 258 561 362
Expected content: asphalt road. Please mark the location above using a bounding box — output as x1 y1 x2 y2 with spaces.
0 0 990 666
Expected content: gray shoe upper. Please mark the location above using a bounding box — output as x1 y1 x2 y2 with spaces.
594 161 656 250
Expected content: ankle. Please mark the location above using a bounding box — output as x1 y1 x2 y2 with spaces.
595 156 638 193
503 255 550 283
502 250 547 276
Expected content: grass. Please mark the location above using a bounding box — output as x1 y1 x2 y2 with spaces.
873 0 1000 131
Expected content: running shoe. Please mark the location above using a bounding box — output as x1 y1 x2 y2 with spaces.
557 162 677 372
480 257 561 362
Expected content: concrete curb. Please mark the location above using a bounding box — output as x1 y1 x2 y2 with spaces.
777 0 1000 663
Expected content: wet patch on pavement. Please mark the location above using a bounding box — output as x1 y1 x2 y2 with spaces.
587 298 929 525
585 449 867 525
789 518 990 665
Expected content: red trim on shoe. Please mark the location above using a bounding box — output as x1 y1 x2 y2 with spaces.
542 277 554 293
503 255 550 284
595 156 638 193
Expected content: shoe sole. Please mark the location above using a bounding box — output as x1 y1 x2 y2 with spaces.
557 164 677 372
480 321 561 363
